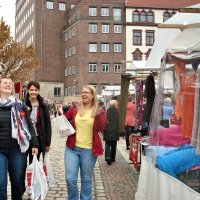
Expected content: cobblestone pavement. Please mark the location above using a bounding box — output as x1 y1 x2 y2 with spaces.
8 125 138 200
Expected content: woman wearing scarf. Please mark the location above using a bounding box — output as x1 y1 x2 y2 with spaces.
25 81 52 163
0 77 38 200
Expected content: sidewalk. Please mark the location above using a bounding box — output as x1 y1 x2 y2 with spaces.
7 125 138 200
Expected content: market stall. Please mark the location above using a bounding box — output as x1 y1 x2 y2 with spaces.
135 5 200 200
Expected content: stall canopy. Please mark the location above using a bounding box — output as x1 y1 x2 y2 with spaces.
145 4 200 68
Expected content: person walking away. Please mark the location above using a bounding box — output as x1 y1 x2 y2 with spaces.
161 97 174 128
125 96 136 150
103 100 119 165
25 81 52 163
65 85 106 200
0 77 38 200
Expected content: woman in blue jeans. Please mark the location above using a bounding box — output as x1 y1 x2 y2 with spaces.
65 85 106 200
0 77 38 200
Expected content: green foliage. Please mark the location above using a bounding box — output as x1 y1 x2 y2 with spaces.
0 18 38 82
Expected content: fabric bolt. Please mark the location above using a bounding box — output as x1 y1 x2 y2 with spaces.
150 125 190 147
156 145 200 177
64 146 97 200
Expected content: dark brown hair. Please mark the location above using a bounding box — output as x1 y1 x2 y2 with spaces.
27 81 40 90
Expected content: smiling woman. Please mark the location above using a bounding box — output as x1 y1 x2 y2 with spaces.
0 77 38 199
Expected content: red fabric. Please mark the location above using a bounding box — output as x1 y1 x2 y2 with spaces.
125 102 136 126
150 125 190 147
65 108 106 156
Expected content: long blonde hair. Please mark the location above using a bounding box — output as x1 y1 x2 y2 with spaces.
78 85 98 117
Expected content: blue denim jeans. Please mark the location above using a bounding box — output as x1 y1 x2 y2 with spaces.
0 147 26 200
65 146 97 200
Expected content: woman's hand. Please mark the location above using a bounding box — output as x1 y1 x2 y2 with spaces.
32 148 38 155
45 146 50 152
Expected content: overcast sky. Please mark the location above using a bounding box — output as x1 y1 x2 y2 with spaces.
0 0 15 36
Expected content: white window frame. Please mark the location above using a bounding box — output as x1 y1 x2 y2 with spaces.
68 87 72 96
101 7 109 16
65 32 68 41
114 24 122 33
68 67 72 75
89 43 97 53
89 64 97 72
72 27 76 36
89 24 97 33
113 8 121 21
72 86 76 95
46 1 53 9
72 66 76 74
72 46 76 55
114 64 121 73
65 68 68 76
102 24 109 33
89 7 97 16
114 43 122 52
101 43 109 52
65 49 68 58
101 64 109 73
59 2 65 11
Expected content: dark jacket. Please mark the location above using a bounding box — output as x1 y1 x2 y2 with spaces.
25 95 51 156
65 108 106 156
103 107 119 141
0 103 38 149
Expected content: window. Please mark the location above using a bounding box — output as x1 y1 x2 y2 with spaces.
65 49 68 58
146 31 154 46
101 7 109 16
46 1 53 9
102 24 109 33
65 32 68 41
69 30 72 38
101 64 109 73
89 7 97 16
140 11 146 22
147 11 154 23
72 66 75 74
54 87 61 97
113 8 121 21
68 67 72 75
65 87 68 96
68 87 71 96
133 10 139 22
163 11 170 22
72 27 76 36
72 46 76 54
114 64 121 73
101 43 109 52
133 30 142 45
89 63 97 72
132 49 143 61
114 24 122 33
68 48 72 57
89 43 97 52
65 68 68 76
59 2 65 11
89 24 97 33
72 86 76 95
114 43 122 52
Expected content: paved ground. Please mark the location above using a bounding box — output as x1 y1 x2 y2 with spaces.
8 124 138 200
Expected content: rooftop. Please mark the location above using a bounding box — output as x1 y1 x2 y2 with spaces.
125 0 200 9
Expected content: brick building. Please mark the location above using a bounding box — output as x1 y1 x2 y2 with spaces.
15 0 125 101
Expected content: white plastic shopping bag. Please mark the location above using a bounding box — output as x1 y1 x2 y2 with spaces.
26 155 48 200
43 153 56 188
52 114 75 138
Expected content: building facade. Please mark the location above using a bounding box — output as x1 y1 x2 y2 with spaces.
15 0 199 101
15 0 125 101
125 0 200 69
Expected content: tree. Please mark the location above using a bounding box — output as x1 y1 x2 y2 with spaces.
0 18 38 82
